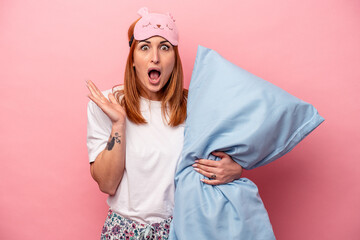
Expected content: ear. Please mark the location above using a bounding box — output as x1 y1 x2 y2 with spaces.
137 7 148 17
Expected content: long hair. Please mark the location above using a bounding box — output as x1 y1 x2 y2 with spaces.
113 19 187 127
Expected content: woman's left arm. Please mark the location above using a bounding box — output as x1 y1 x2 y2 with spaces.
192 151 243 185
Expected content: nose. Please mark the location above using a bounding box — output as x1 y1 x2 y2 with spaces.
151 48 160 64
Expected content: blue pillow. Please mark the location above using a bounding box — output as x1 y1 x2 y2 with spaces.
169 46 324 239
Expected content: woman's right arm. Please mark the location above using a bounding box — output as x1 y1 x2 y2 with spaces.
87 80 126 196
90 123 126 195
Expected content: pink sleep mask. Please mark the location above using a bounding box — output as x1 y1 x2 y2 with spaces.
132 7 179 46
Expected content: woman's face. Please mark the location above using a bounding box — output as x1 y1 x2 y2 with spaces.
133 36 176 101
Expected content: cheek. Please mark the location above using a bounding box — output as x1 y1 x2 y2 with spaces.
133 52 148 71
165 56 176 75
133 61 147 76
167 62 175 77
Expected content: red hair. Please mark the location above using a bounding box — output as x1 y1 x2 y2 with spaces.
113 19 187 127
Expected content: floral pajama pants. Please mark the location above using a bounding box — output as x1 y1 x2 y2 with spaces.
101 209 172 240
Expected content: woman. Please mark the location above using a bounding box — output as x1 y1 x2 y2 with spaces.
86 7 243 239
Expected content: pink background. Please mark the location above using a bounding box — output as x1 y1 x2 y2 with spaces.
1 0 359 239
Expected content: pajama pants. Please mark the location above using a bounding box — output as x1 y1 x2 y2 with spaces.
101 209 172 240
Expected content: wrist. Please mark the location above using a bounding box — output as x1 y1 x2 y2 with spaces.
112 121 126 131
234 166 243 180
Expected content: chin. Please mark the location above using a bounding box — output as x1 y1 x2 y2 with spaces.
144 85 163 99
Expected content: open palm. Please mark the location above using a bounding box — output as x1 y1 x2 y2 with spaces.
86 80 126 125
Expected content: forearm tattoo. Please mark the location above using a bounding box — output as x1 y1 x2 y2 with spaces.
106 132 121 151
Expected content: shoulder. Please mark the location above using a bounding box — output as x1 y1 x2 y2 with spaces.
112 84 124 92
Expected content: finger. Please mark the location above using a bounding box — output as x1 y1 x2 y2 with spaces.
196 158 218 167
193 164 216 174
87 80 104 98
86 80 94 96
211 151 228 158
200 178 222 186
88 92 109 107
86 81 101 99
88 84 110 105
87 94 101 106
194 167 217 179
108 93 118 104
86 80 96 94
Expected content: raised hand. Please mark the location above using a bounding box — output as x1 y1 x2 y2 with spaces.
86 80 126 126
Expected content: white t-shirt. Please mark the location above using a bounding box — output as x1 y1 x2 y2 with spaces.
87 88 184 224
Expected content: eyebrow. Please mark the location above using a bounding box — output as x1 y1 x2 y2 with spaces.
138 40 171 44
139 40 151 44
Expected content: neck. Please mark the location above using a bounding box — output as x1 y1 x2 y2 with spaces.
139 89 163 101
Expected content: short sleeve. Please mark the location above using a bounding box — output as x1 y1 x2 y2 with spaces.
86 89 113 163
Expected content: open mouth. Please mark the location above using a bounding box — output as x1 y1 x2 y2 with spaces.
148 68 161 84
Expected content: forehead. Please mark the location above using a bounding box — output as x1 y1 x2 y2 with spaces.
137 36 170 45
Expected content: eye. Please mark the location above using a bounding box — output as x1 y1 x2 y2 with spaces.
140 45 149 51
160 45 170 51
